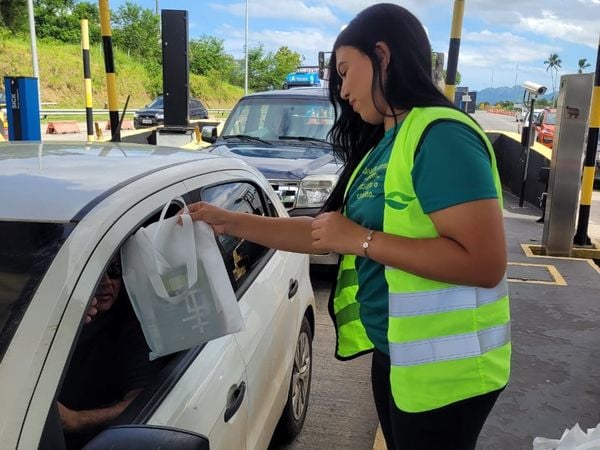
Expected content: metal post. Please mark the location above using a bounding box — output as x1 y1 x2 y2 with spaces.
81 20 94 142
26 0 41 108
573 35 600 246
98 0 120 142
444 0 465 102
244 0 249 95
519 97 536 207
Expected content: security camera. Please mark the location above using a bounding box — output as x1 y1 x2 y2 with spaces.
522 81 548 96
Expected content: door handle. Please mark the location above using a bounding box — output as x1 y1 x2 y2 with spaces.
288 278 299 299
224 381 246 422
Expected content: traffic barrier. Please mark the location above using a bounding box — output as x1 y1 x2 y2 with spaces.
105 119 134 130
46 121 81 134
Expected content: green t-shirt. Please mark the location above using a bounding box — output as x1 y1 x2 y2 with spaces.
345 119 498 354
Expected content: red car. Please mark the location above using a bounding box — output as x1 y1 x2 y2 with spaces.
535 109 556 148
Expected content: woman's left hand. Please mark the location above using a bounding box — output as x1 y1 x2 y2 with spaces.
311 211 369 256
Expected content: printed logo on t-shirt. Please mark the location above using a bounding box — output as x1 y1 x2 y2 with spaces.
385 191 416 210
354 162 387 200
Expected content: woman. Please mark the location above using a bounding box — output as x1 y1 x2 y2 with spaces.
187 4 510 449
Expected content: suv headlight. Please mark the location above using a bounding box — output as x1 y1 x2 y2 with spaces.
156 113 164 120
295 175 338 208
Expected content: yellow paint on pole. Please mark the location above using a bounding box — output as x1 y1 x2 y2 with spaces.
81 20 90 49
99 0 112 36
590 86 600 128
450 0 465 39
580 167 595 206
445 85 457 102
106 73 118 110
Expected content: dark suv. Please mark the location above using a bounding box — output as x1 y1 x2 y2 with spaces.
201 87 341 265
133 96 209 128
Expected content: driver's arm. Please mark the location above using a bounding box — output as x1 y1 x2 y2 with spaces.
57 389 142 433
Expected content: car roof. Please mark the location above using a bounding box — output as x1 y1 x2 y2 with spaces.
0 142 242 223
242 87 329 100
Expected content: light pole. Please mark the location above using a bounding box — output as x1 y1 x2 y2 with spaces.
26 0 41 106
244 0 249 94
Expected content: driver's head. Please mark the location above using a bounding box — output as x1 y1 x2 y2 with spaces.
94 257 122 315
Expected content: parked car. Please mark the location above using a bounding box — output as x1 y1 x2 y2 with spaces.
517 108 544 135
133 96 209 128
0 142 315 450
535 108 557 148
201 87 341 265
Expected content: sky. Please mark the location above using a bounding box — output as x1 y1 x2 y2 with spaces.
110 0 600 92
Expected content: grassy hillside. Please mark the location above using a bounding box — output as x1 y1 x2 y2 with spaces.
0 35 244 110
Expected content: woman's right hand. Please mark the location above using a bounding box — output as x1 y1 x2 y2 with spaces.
185 201 232 235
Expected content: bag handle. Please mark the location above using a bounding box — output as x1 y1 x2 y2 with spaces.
144 197 198 303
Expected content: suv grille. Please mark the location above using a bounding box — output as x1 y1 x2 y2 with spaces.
270 180 298 209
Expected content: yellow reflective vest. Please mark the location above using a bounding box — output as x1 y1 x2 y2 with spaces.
332 106 511 413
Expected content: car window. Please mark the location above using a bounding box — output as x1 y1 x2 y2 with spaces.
223 96 334 141
147 97 164 109
0 221 74 363
200 182 273 291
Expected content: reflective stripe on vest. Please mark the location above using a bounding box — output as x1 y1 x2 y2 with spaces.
389 279 508 317
389 322 511 366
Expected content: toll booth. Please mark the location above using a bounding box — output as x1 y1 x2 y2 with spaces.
3 77 41 141
542 73 594 256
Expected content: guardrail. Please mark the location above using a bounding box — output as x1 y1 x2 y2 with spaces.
39 108 232 117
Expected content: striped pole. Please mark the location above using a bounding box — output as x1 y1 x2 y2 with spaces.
574 35 600 246
444 0 465 102
81 19 94 142
98 0 120 142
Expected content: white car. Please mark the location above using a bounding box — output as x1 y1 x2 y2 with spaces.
0 142 315 450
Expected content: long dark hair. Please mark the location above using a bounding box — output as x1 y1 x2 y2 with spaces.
323 3 457 212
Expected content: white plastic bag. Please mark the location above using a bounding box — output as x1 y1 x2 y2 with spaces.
121 197 244 360
533 423 600 450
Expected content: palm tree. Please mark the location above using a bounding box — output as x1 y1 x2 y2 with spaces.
544 53 562 107
578 58 591 74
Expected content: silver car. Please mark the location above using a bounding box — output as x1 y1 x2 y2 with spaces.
0 142 315 450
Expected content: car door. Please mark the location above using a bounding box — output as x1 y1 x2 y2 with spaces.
20 182 248 450
185 171 307 450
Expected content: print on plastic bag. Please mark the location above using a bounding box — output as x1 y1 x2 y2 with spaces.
121 197 244 360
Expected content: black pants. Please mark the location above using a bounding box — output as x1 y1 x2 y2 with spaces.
371 348 503 450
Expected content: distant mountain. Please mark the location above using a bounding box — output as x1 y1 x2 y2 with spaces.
474 85 553 105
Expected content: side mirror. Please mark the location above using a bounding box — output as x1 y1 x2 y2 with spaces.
83 425 209 450
201 126 218 143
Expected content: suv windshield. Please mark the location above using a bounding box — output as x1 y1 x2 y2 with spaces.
0 222 73 362
545 112 556 125
222 96 334 142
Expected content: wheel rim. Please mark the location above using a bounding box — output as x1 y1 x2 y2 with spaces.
291 331 311 421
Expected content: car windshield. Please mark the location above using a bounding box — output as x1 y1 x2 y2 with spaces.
222 96 335 142
545 113 556 125
147 97 164 109
0 221 73 363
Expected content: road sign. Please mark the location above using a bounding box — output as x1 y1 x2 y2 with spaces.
462 95 472 102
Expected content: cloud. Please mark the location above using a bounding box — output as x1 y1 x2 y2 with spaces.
467 0 600 47
209 0 338 25
218 24 336 63
461 30 557 68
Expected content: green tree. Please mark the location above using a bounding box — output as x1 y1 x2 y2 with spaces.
111 1 160 61
544 53 562 107
271 46 302 88
0 0 28 33
577 58 591 74
189 35 236 82
33 0 99 43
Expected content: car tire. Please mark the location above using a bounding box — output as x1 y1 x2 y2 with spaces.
274 315 312 442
